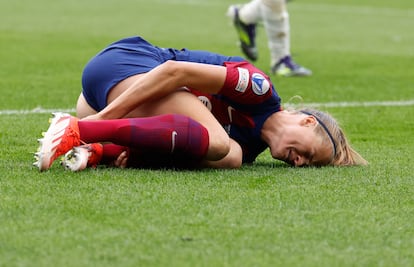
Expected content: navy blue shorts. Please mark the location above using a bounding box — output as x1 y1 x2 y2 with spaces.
81 37 166 111
81 36 244 111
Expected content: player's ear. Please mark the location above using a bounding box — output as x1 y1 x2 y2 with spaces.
300 115 318 127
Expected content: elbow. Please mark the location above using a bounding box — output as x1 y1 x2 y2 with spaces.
160 60 185 83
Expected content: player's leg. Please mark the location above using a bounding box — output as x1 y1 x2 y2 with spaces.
122 90 231 162
36 110 215 171
62 91 235 170
76 92 98 119
260 0 312 76
261 0 290 67
227 0 261 61
202 138 243 169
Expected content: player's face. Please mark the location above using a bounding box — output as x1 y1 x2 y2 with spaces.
272 123 333 167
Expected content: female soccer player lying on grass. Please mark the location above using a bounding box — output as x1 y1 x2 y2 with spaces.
34 36 367 171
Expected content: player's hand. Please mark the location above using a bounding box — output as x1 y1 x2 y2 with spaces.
113 151 129 168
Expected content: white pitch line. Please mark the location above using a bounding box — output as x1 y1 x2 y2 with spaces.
284 99 414 109
0 107 76 115
292 3 414 18
0 100 413 115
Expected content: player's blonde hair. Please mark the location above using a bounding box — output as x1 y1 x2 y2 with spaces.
299 108 368 166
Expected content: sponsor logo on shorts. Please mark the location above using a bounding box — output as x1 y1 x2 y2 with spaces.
251 73 270 95
235 67 249 93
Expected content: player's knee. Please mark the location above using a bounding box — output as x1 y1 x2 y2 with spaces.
224 151 243 169
207 133 231 161
226 139 243 168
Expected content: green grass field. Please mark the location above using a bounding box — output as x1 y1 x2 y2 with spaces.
1 0 413 266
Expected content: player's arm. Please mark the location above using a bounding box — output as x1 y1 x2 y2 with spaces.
217 61 274 105
93 60 227 120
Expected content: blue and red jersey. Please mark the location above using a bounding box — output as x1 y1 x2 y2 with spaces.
82 36 282 163
189 61 281 163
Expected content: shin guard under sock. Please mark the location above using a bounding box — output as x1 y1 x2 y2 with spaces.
78 114 209 159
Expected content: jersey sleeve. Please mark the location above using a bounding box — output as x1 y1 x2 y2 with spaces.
218 61 274 105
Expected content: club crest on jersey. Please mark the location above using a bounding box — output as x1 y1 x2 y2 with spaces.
235 67 249 93
251 73 270 95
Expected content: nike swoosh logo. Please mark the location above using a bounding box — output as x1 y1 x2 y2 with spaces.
171 131 177 153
